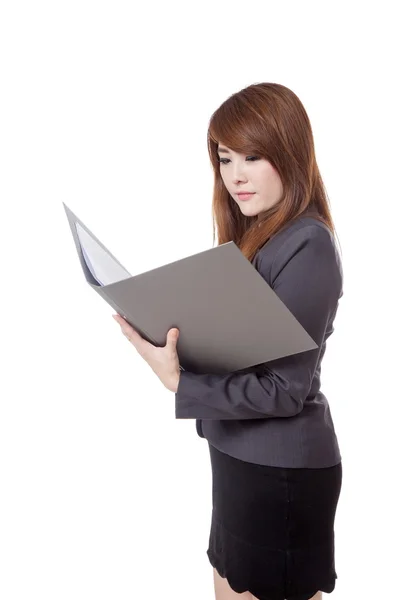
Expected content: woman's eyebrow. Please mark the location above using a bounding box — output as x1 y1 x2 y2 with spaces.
217 147 230 154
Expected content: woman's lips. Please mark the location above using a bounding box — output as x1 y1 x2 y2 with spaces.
237 193 255 201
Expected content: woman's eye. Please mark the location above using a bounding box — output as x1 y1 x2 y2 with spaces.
218 156 260 164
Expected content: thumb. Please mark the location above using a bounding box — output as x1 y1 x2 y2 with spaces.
168 328 179 343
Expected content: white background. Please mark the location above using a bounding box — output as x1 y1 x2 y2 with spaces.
0 1 399 599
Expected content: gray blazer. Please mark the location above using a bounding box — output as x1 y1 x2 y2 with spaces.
175 215 343 468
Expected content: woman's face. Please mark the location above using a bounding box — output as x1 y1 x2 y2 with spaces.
217 144 284 219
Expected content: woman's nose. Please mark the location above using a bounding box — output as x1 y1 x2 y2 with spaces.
232 168 247 183
233 176 248 185
232 163 248 182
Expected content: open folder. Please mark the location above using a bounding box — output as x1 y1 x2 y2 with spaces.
63 203 317 375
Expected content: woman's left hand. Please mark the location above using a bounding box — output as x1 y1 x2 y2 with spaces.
112 314 181 393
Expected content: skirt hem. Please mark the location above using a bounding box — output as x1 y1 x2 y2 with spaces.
207 547 336 600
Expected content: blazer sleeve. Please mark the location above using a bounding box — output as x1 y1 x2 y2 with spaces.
175 224 343 420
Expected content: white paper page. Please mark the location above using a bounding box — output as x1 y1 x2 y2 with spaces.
75 223 131 286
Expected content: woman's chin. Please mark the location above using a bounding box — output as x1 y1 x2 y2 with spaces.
239 205 260 217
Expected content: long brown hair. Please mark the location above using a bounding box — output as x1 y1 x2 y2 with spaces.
207 82 340 262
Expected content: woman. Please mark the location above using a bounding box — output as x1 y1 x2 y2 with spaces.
113 82 343 600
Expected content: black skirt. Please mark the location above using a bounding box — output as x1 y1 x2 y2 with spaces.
206 442 342 600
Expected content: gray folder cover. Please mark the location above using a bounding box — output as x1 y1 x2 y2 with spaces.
63 203 317 375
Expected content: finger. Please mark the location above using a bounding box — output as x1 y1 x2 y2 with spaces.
112 315 136 340
112 314 126 325
122 326 140 344
112 315 139 342
166 328 179 349
118 323 150 357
